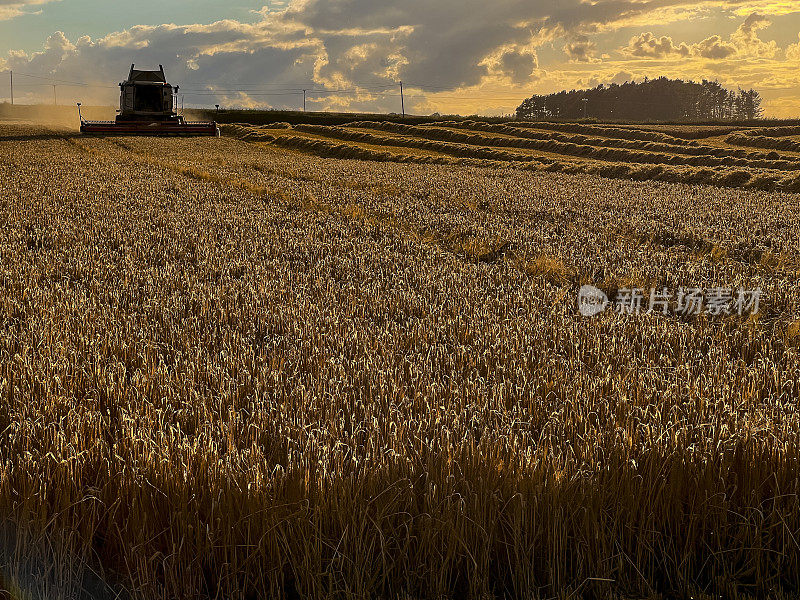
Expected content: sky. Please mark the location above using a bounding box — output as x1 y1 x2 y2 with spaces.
2 1 800 117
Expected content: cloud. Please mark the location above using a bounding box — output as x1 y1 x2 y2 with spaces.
787 34 800 61
610 71 634 85
498 50 538 83
728 2 800 17
625 33 690 58
622 13 776 62
242 0 787 91
692 12 777 59
730 13 778 58
0 0 56 21
693 35 738 59
2 22 320 108
478 44 540 84
563 38 599 63
0 0 798 115
8 0 679 106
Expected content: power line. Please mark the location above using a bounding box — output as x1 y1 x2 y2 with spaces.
0 69 530 111
405 95 525 101
2 71 117 89
182 91 404 98
1 70 526 99
182 92 306 98
180 87 398 94
181 82 398 90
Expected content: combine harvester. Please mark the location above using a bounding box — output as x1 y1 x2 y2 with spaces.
79 65 219 136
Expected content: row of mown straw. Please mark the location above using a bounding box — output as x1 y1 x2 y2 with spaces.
510 121 701 145
220 123 533 165
250 125 554 164
224 124 800 192
727 133 800 153
379 120 786 162
327 121 800 172
616 125 744 140
741 125 800 138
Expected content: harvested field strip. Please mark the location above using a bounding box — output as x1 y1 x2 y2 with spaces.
308 122 749 169
331 122 800 172
272 130 459 159
417 121 715 155
531 161 800 191
290 124 560 165
727 134 800 153
438 122 719 155
359 123 797 167
224 124 800 193
426 121 784 161
612 124 746 139
511 121 700 145
350 126 587 163
263 134 465 163
697 135 800 161
222 125 463 161
222 124 519 166
743 126 800 137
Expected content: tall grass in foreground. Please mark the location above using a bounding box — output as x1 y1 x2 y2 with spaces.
0 124 799 599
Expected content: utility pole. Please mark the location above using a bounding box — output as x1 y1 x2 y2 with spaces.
9 71 13 105
303 89 306 112
400 81 405 117
53 84 57 106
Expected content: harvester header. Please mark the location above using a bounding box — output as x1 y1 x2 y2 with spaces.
79 64 219 136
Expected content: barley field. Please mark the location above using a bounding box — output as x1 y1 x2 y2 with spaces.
1 119 799 600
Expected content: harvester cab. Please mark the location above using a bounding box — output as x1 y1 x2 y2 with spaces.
119 64 176 120
79 64 220 136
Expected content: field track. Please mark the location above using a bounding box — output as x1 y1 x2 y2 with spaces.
1 122 799 600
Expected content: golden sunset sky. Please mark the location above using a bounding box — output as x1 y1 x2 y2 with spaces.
2 0 800 117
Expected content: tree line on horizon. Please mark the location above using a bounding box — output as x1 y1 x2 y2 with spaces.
515 77 764 122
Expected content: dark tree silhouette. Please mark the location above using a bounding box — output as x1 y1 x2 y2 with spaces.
515 77 763 121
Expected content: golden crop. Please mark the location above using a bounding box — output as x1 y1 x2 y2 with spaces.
0 122 799 600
